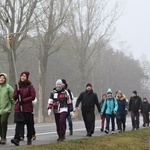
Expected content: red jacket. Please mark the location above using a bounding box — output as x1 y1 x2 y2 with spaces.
13 83 36 112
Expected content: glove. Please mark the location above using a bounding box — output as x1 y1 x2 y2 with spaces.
70 111 74 116
19 100 24 105
48 109 51 115
113 111 117 115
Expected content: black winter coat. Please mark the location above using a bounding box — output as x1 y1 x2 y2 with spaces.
75 90 100 112
129 96 142 112
141 101 150 113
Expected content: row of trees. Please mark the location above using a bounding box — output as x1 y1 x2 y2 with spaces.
0 0 149 123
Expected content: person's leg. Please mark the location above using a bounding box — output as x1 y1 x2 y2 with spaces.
122 114 126 132
145 113 149 126
105 114 110 133
0 113 10 144
82 111 89 134
136 112 140 129
25 112 32 145
67 115 73 135
111 114 115 133
59 112 67 141
31 113 36 140
19 123 25 141
131 111 136 130
101 115 105 131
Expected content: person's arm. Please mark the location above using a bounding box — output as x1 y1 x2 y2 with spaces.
75 92 83 108
114 98 118 112
8 85 15 105
94 93 100 113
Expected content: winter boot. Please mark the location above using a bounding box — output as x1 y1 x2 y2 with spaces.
1 138 7 144
27 138 32 145
11 138 19 146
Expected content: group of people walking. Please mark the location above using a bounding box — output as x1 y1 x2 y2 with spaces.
0 72 150 146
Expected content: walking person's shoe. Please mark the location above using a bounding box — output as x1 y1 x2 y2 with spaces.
100 127 104 132
27 138 32 145
111 130 115 134
104 130 109 134
69 130 73 135
0 138 7 144
32 135 36 140
20 137 24 141
11 138 19 146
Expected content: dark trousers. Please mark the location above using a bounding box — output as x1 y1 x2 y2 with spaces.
116 114 126 131
0 113 10 139
131 111 140 129
54 112 67 136
142 113 149 125
14 112 33 140
101 115 106 128
67 115 73 131
82 111 95 134
20 113 36 138
106 114 115 131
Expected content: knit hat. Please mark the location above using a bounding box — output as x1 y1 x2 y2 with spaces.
56 79 62 85
86 83 92 87
107 88 112 94
132 90 137 95
117 91 122 94
20 71 30 79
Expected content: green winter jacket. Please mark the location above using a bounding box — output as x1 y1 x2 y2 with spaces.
0 73 15 115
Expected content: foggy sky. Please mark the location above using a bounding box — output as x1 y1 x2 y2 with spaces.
112 0 150 60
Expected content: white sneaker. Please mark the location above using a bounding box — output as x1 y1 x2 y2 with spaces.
111 131 115 134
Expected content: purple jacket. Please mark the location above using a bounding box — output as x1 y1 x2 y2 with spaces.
13 83 36 112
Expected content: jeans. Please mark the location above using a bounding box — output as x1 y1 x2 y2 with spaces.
67 115 73 131
105 114 115 131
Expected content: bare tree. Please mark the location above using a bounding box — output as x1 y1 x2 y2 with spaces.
33 0 72 122
64 0 124 89
0 0 39 86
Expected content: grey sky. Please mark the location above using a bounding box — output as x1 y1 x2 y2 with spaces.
112 0 150 60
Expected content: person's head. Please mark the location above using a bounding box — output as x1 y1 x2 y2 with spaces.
117 91 122 98
107 88 112 97
61 79 68 89
56 79 63 90
86 83 92 91
102 94 107 99
0 73 7 84
143 97 147 102
132 90 137 97
20 71 30 82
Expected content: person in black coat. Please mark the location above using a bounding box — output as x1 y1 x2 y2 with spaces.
129 90 142 130
75 83 100 137
139 97 150 127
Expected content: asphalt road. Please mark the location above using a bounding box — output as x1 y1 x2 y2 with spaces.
1 116 144 150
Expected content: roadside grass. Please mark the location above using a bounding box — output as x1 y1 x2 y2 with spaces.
12 128 150 150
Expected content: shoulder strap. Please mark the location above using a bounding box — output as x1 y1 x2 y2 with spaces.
67 89 73 100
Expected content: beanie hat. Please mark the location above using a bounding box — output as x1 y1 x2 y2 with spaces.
20 71 30 79
86 83 92 87
56 79 62 85
117 91 122 94
132 90 137 95
107 88 112 94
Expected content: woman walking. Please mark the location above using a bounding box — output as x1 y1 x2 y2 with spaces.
0 73 15 144
11 71 36 146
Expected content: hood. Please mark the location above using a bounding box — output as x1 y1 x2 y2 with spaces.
0 73 8 84
116 94 126 100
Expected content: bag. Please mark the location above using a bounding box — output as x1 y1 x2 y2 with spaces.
14 112 25 123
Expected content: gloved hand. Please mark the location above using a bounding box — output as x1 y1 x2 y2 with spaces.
48 109 51 116
113 111 117 115
70 111 74 117
19 100 24 105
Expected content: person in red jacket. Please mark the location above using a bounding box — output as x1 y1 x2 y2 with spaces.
11 71 36 146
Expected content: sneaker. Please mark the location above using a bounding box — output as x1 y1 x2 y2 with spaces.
104 130 109 134
118 130 122 133
20 137 24 141
1 138 6 144
69 131 73 135
32 135 36 140
100 128 104 132
111 131 115 134
11 139 19 146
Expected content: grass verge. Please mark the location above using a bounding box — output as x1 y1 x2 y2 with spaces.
12 128 150 150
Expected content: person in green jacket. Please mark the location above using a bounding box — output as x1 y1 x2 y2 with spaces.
0 73 15 144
